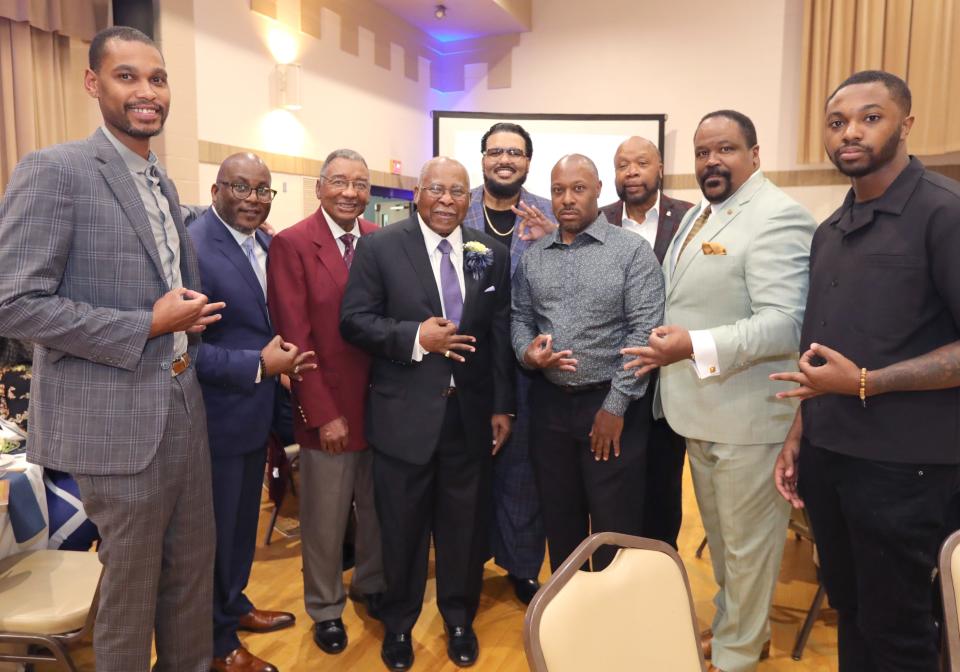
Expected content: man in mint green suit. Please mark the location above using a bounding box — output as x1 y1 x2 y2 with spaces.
624 110 816 672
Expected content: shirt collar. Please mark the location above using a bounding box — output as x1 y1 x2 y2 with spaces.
826 157 925 234
320 206 359 241
546 213 609 247
621 192 661 226
101 125 158 175
417 214 463 253
212 206 258 248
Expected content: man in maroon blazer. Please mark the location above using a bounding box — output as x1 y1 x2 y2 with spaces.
266 149 384 657
599 136 693 549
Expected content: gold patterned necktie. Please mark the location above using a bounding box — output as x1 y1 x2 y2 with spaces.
677 205 712 259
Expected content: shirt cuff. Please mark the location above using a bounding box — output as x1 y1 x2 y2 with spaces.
412 324 426 362
689 329 720 379
254 359 262 384
601 386 631 416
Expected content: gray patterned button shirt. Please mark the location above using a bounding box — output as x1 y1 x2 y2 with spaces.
511 215 665 416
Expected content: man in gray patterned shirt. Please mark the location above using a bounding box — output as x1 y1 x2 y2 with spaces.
511 154 665 571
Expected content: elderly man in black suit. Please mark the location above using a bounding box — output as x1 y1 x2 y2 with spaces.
340 157 515 670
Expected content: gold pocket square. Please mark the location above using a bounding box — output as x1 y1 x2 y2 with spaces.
702 242 727 255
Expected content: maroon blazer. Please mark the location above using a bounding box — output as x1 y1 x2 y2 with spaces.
267 210 378 451
599 192 694 264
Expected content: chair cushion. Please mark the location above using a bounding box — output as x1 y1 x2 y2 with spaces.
538 547 702 672
0 550 101 635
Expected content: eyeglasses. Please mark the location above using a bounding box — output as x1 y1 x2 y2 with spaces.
422 184 469 200
218 181 277 202
319 176 371 193
483 147 526 159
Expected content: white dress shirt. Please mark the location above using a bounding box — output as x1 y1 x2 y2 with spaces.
411 217 465 371
620 192 660 249
320 207 359 257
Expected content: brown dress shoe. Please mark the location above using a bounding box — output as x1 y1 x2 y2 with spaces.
210 646 278 672
700 629 770 660
238 608 296 633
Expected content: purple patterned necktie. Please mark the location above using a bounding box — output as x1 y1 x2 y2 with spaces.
437 238 463 325
340 233 356 269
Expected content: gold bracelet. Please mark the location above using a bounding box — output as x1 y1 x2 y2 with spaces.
859 367 867 408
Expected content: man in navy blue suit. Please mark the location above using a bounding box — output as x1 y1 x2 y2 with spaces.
191 152 315 672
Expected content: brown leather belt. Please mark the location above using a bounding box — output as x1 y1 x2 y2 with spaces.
441 386 457 398
555 380 611 395
171 353 191 377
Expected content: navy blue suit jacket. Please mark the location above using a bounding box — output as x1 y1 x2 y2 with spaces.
190 208 277 458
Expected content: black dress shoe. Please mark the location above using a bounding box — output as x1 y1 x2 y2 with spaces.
445 625 478 667
313 619 347 655
381 631 414 670
507 574 541 605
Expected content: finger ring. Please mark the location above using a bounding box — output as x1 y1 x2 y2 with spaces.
444 350 451 359
293 365 300 374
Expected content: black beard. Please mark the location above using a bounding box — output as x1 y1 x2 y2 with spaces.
830 128 901 178
697 166 733 203
484 171 527 199
616 173 661 206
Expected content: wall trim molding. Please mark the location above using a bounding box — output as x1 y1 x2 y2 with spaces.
199 140 418 190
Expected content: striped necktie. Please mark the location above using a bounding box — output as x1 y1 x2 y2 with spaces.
677 205 712 259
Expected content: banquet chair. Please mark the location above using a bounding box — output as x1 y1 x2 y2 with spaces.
0 549 102 672
524 532 706 672
939 529 960 671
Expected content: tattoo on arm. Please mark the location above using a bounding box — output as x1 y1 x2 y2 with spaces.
869 340 960 395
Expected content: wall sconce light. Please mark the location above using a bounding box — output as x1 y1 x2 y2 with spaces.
273 63 302 111
434 4 446 19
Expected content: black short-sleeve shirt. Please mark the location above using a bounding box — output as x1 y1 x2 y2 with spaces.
800 158 960 464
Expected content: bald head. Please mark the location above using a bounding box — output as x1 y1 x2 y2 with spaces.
550 154 601 240
212 152 272 234
614 136 662 208
418 156 469 188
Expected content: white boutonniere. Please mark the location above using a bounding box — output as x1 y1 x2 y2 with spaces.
463 241 494 279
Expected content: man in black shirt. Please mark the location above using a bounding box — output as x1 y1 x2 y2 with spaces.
462 123 556 604
773 70 960 672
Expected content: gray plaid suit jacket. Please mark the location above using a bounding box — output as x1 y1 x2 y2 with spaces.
0 128 202 475
463 186 555 276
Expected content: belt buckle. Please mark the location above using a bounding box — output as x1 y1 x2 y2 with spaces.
171 353 190 377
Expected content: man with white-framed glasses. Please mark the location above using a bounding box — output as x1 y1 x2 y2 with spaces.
267 149 386 659
462 122 556 605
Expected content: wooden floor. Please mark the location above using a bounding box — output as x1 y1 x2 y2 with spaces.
42 464 839 671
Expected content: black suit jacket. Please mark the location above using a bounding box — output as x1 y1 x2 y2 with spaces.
340 217 515 465
599 192 694 264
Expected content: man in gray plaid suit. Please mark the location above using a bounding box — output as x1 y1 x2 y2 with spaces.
462 122 556 604
0 27 222 671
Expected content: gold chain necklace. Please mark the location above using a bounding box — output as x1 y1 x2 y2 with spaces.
482 204 515 237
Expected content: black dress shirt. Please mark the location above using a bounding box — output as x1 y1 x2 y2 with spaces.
800 158 960 463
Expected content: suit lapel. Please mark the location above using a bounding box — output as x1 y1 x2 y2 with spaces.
210 214 270 320
400 219 443 316
311 212 350 289
653 196 681 264
459 228 484 330
94 135 167 286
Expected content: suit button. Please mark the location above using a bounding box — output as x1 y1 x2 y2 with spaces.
831 279 838 287
160 362 170 370
820 320 827 327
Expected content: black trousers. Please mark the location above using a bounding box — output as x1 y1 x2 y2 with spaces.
798 439 960 672
642 416 686 549
372 399 491 634
529 377 650 572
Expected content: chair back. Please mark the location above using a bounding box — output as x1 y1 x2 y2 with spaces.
524 532 706 672
940 529 960 671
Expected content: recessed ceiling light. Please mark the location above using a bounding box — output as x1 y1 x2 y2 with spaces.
434 4 447 19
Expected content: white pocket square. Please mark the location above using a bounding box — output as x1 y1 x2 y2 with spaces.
484 285 496 293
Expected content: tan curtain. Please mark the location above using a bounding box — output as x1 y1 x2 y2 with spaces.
0 0 103 194
798 0 960 163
